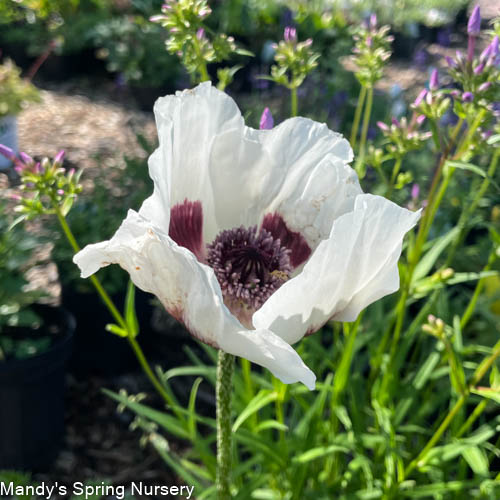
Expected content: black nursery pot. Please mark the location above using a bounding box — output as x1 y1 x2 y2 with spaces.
0 305 74 471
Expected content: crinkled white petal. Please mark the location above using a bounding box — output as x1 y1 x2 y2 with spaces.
73 204 316 389
253 194 421 344
152 82 360 249
153 82 244 243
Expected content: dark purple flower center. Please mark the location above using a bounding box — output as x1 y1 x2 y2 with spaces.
207 226 291 310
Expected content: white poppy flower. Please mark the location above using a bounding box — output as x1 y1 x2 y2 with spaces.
74 82 420 390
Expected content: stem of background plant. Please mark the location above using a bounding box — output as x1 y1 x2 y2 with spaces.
350 85 367 148
385 155 403 198
216 350 234 499
327 316 362 479
54 205 174 407
446 149 499 266
355 85 373 173
460 247 498 330
403 339 500 479
290 86 298 117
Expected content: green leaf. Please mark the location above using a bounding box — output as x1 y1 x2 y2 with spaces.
446 160 500 192
124 280 139 337
461 446 489 476
413 227 459 282
103 389 190 439
105 323 128 337
413 352 440 389
187 377 203 438
292 444 350 464
232 390 278 432
471 387 500 405
486 134 500 145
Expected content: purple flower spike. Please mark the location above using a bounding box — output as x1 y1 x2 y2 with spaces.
377 121 389 131
284 26 297 43
429 69 439 90
473 62 485 74
53 150 66 166
492 36 499 57
0 144 16 161
414 89 428 106
259 107 274 130
411 184 420 200
463 91 474 102
369 13 377 29
467 6 481 35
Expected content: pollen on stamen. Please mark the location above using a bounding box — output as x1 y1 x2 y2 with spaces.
207 226 292 311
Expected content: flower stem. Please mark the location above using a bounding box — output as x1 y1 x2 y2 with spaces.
385 156 403 198
350 85 367 148
290 87 298 117
216 350 234 499
54 206 173 407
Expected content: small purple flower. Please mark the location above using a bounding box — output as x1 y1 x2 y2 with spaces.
369 13 377 29
463 91 474 102
467 6 481 35
429 69 439 90
284 26 297 43
57 189 65 196
68 168 76 176
391 117 401 127
491 36 499 58
414 89 428 106
259 107 274 130
196 28 205 40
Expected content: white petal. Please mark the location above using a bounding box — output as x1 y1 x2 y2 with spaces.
73 206 315 389
153 82 244 243
209 116 362 248
253 194 421 344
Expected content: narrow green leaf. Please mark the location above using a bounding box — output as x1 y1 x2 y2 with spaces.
461 446 489 476
188 377 203 438
124 280 139 337
105 323 128 337
232 390 278 432
292 444 350 464
446 160 500 192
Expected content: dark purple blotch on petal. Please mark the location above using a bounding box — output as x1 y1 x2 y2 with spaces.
169 199 204 260
261 213 311 269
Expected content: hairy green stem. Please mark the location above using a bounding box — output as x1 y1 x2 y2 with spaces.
350 85 367 148
217 350 234 499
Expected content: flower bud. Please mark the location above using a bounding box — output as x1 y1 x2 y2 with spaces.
462 91 473 102
259 107 274 130
19 152 34 166
391 117 400 127
473 62 484 75
411 183 420 200
196 28 205 40
0 144 16 161
53 150 65 167
467 5 481 35
376 121 389 131
284 26 297 43
416 114 426 126
429 69 439 90
445 56 456 68
414 89 428 106
478 81 492 92
369 13 377 29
